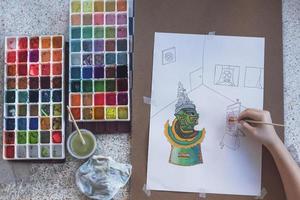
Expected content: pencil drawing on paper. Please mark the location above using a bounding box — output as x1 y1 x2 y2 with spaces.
220 100 245 150
244 67 264 89
214 64 240 87
147 33 265 194
164 82 206 166
189 67 204 90
162 47 176 65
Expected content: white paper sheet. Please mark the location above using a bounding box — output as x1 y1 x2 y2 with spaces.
146 32 265 196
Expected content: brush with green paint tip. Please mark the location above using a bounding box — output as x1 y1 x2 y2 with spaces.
67 106 86 145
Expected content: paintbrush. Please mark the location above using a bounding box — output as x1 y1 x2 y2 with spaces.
67 106 86 145
228 117 285 127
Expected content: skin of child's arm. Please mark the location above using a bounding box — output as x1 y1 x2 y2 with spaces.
238 109 300 200
267 136 300 200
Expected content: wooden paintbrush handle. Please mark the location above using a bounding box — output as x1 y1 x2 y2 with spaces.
244 120 285 127
228 117 285 127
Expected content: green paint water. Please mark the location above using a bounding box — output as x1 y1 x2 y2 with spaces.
70 131 95 157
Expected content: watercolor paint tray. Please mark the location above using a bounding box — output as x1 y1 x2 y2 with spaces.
3 35 65 160
69 0 132 122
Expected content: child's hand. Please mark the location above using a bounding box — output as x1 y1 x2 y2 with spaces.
239 109 300 200
238 109 280 149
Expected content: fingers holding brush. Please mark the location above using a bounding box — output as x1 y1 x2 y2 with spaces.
239 120 256 135
237 109 280 149
238 108 266 123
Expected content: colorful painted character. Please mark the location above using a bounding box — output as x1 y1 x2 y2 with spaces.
164 82 206 166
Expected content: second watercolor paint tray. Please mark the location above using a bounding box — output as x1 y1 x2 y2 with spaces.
3 35 65 160
69 0 132 122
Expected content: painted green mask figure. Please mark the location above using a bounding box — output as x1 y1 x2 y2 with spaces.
164 82 205 166
175 108 199 131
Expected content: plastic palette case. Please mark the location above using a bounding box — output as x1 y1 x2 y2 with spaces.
3 35 65 160
69 0 131 122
